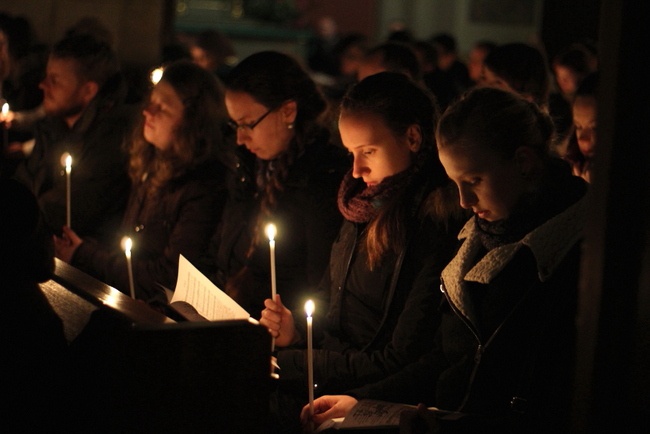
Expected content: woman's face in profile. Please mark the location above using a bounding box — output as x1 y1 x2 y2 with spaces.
225 90 295 161
142 80 184 152
339 112 415 187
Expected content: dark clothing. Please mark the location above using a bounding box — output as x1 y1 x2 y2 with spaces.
211 131 350 315
13 83 135 244
271 170 465 433
72 159 229 307
348 172 589 434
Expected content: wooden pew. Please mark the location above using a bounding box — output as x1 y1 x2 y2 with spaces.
40 259 272 433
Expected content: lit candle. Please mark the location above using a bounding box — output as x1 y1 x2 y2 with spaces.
266 223 278 351
2 102 8 148
61 152 72 228
150 66 164 85
305 299 315 427
123 236 136 299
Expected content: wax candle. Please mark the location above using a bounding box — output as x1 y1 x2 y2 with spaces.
266 223 278 351
150 66 164 85
2 102 9 148
305 299 315 425
123 237 136 299
61 152 72 228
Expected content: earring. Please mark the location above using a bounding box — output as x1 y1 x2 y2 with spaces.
287 123 294 129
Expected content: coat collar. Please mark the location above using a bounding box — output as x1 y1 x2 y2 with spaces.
441 192 589 323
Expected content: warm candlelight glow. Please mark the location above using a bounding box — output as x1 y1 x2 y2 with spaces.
265 223 276 242
61 152 72 227
150 66 164 85
122 236 136 299
123 236 132 258
1 102 8 117
305 299 314 317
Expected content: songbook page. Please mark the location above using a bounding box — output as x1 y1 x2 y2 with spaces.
171 254 250 321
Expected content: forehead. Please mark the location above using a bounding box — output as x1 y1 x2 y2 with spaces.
47 56 82 79
224 90 265 117
338 112 395 150
152 80 182 105
438 144 506 177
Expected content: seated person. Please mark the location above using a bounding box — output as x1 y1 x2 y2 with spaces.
305 87 589 434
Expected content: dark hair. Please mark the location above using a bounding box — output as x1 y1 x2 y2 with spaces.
51 34 119 90
225 50 326 140
193 29 236 65
483 42 550 107
341 72 447 267
437 86 554 161
575 70 599 98
0 13 33 60
129 60 228 196
552 43 593 77
564 71 599 170
364 41 421 81
430 33 457 53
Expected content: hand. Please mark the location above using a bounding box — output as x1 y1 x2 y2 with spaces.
300 395 358 428
259 294 296 347
53 226 83 263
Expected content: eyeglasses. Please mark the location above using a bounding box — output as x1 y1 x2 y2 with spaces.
228 107 274 132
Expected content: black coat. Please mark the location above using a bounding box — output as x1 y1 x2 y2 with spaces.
349 186 589 434
13 85 135 244
212 132 350 315
72 159 229 306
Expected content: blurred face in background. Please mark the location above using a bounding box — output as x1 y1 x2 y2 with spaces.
573 94 597 159
339 111 417 187
142 79 184 152
39 56 97 124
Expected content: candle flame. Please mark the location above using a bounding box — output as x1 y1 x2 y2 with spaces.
265 223 277 242
305 299 314 317
61 152 72 169
122 236 133 255
1 102 8 115
150 66 164 85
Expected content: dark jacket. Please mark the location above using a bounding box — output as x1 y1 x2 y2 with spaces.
72 159 229 307
277 180 464 397
212 130 350 315
349 179 589 434
13 78 134 244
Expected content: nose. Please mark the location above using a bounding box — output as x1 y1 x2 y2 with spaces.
143 102 160 117
351 157 367 179
458 185 476 210
577 128 592 145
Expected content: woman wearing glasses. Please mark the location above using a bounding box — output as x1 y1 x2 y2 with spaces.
53 61 231 308
211 50 349 316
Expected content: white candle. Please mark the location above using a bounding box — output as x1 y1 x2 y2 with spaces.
266 223 278 351
150 66 164 85
2 102 9 147
305 299 315 424
61 152 72 228
123 237 136 299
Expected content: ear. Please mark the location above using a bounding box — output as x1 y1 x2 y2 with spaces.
81 81 100 105
280 100 298 125
406 124 422 153
514 146 539 177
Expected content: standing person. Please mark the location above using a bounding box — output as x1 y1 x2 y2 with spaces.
13 34 134 244
212 50 350 315
305 87 589 434
53 60 231 308
260 72 465 433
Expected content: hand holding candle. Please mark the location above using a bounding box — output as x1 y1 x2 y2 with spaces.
122 236 136 299
305 299 315 430
60 152 72 228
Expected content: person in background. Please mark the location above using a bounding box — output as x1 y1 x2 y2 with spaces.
188 29 238 82
304 87 589 434
481 42 550 109
13 34 134 245
53 60 231 308
307 15 341 79
430 32 472 93
210 50 350 315
467 39 496 86
356 41 421 83
565 71 598 182
412 39 460 113
260 72 465 433
1 178 70 432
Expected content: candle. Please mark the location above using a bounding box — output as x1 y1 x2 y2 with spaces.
1 102 8 148
265 223 278 351
123 236 136 299
305 299 315 427
61 152 72 228
150 66 164 85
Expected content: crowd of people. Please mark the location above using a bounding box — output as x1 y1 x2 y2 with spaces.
1 10 598 433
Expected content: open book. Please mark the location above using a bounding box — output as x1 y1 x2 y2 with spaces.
315 399 460 432
169 254 250 321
